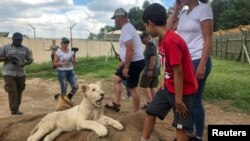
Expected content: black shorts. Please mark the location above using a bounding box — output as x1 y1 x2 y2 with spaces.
51 55 55 62
115 59 145 88
146 87 194 130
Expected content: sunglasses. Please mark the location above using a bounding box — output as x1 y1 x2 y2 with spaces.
62 41 69 44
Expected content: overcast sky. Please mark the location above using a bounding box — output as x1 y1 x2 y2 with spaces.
0 0 175 39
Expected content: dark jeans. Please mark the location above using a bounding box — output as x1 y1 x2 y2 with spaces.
121 79 131 97
188 57 212 137
3 75 26 113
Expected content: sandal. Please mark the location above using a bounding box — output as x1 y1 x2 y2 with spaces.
141 102 150 110
105 102 121 112
173 135 202 141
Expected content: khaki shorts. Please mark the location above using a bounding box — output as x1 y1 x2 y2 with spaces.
139 73 158 88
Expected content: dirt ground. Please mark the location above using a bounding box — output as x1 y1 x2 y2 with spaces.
0 78 249 141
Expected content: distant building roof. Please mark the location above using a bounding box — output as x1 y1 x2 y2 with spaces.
0 32 9 37
213 25 250 36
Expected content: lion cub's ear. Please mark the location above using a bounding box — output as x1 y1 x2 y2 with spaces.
96 81 101 87
54 94 60 100
81 84 89 94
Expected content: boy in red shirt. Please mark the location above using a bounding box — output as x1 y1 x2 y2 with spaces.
140 3 198 141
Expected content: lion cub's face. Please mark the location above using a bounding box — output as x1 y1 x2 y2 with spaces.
81 82 104 107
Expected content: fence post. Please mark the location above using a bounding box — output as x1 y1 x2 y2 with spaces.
220 30 223 58
215 38 218 57
237 26 250 64
225 38 228 59
242 30 250 64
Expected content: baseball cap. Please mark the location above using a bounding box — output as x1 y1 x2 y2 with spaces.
61 37 70 43
140 32 149 40
12 32 23 40
111 8 127 19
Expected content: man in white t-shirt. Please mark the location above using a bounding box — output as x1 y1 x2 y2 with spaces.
105 8 145 112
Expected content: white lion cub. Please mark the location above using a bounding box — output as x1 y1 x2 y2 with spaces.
27 82 123 141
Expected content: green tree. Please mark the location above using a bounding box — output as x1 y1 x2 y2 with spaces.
95 28 105 39
142 0 150 10
212 0 250 30
211 0 227 31
104 25 116 33
128 7 145 31
218 0 250 29
88 32 96 40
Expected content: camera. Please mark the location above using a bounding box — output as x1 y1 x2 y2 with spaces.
12 57 19 65
71 47 79 53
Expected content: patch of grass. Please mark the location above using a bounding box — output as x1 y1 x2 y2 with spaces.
204 58 250 113
25 62 57 79
25 56 118 80
74 57 117 79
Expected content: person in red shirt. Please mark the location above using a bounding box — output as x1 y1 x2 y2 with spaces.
140 3 198 141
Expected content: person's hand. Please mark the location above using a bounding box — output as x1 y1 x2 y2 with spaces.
60 60 68 66
122 68 129 78
174 0 184 11
196 65 206 81
72 59 77 65
5 55 16 61
175 99 188 118
147 70 153 77
19 59 26 67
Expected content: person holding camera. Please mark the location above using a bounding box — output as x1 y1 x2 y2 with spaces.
53 37 78 99
0 32 33 115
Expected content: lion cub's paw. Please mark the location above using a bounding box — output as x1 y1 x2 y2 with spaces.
113 121 124 130
95 125 108 137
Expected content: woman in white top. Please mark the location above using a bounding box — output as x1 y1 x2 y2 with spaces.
167 0 213 141
54 37 78 99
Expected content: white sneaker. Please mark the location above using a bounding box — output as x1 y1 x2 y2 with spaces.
127 96 132 101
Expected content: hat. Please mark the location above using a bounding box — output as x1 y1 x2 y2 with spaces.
12 32 23 40
111 8 127 19
61 37 70 43
140 32 149 40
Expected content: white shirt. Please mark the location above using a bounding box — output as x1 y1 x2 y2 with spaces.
177 3 213 60
119 22 144 62
56 48 74 70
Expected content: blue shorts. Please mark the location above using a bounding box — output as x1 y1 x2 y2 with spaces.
146 88 194 130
